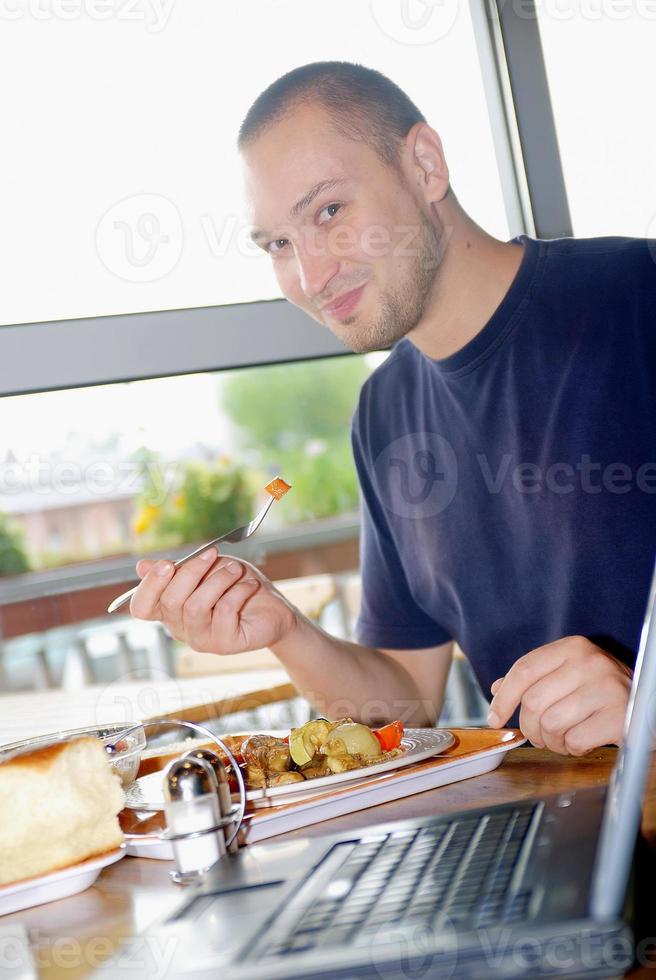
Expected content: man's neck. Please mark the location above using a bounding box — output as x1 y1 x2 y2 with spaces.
407 203 525 361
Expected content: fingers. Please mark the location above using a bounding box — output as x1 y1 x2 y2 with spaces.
520 663 580 718
156 548 226 636
131 548 219 627
557 706 625 756
518 678 591 752
136 559 155 579
538 673 629 754
514 663 582 748
181 560 247 639
210 575 261 648
129 546 263 654
537 689 593 754
488 638 631 754
184 570 260 653
517 704 545 749
130 559 175 620
488 644 567 727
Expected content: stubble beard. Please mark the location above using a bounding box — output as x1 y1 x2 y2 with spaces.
330 210 445 355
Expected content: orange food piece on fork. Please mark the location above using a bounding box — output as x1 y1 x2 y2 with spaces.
264 476 292 500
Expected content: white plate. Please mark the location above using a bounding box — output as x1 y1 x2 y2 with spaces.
123 834 174 860
125 728 455 811
0 848 125 917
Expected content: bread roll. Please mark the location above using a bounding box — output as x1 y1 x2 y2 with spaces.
0 736 124 886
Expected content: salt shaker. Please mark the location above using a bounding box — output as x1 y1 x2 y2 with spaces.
163 756 225 883
185 748 239 854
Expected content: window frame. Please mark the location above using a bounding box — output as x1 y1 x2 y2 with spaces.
0 0 569 399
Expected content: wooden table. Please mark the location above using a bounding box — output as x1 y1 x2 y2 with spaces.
4 747 656 978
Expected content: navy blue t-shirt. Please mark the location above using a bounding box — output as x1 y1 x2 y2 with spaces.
352 235 656 704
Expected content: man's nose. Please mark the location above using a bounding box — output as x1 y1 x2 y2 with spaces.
296 242 340 301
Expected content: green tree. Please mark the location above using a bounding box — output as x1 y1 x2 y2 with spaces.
220 356 369 521
221 356 369 452
0 513 30 576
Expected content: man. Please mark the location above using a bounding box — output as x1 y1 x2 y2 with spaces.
131 62 655 755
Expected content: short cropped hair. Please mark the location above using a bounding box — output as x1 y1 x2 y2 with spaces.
238 61 426 170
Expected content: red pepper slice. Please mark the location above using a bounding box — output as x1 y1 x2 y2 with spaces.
373 720 404 752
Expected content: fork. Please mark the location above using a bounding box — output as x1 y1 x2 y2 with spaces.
107 489 281 614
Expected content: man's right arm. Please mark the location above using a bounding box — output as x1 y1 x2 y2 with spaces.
272 613 452 727
130 550 452 728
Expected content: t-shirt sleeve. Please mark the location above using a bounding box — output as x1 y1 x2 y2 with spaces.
351 407 452 651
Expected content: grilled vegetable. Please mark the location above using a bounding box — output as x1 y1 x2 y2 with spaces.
289 719 333 766
299 759 332 779
266 771 305 787
322 722 382 760
373 720 405 752
325 754 364 774
241 734 291 773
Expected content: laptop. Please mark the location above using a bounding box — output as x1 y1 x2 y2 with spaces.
97 561 656 979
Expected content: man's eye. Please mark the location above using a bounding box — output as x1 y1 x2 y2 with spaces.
267 238 289 255
318 203 342 222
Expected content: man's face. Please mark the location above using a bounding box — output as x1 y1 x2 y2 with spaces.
243 104 445 353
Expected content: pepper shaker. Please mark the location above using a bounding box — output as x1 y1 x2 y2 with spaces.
185 747 240 854
163 756 225 883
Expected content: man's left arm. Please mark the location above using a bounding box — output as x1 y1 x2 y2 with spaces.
487 636 633 755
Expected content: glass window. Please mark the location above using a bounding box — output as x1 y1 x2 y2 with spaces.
537 5 656 238
1 1 509 326
0 354 385 721
0 353 383 574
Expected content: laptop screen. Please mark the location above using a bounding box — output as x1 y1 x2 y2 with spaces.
590 558 656 920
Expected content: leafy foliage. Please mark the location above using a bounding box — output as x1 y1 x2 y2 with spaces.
220 356 368 521
0 513 30 576
133 456 256 550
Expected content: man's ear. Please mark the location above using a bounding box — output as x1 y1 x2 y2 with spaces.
405 123 450 204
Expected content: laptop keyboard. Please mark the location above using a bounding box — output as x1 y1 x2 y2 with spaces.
261 803 540 957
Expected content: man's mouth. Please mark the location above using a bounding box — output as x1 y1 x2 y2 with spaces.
321 283 367 321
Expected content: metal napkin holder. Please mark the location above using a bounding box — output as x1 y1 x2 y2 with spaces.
106 719 247 883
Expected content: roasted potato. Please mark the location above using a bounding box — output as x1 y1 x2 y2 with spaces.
241 735 291 773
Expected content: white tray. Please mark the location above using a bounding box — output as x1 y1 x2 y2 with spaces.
124 730 526 857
